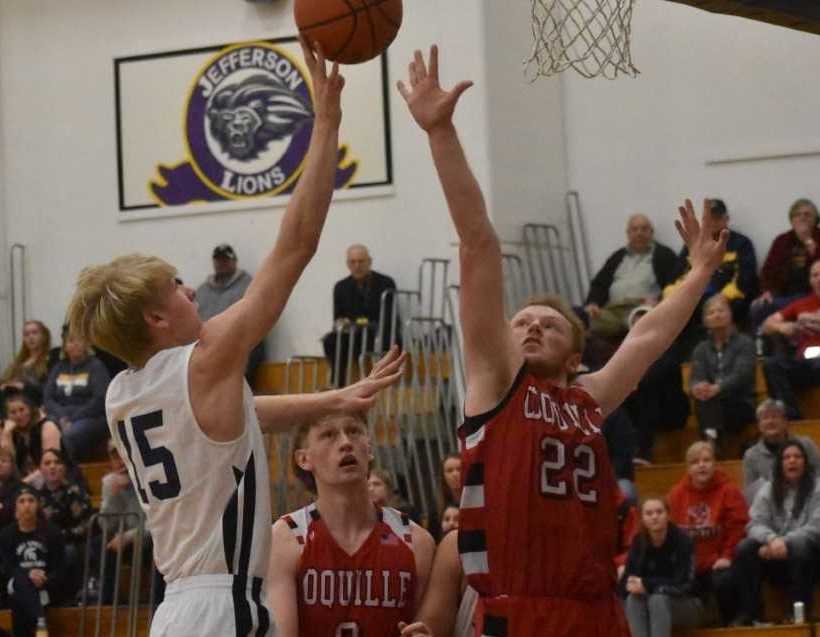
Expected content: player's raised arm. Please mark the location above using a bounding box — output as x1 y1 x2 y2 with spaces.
581 199 728 415
266 520 302 637
398 45 518 414
254 347 406 433
196 39 344 377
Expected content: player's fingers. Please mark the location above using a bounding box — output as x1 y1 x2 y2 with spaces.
396 80 411 100
429 44 439 81
314 42 328 79
370 345 400 375
413 49 427 79
328 60 340 82
299 36 316 68
373 350 406 378
674 219 689 245
450 80 474 103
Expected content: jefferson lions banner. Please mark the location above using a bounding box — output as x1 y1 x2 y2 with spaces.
115 37 393 220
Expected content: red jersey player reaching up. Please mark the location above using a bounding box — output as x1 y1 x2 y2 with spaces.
397 45 728 637
267 413 436 637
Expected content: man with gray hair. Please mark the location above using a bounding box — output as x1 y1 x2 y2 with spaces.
584 214 678 342
322 244 397 385
742 398 820 502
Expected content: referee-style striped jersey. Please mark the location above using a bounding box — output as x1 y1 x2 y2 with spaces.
106 343 272 587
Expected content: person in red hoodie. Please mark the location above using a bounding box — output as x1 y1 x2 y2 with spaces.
668 441 749 626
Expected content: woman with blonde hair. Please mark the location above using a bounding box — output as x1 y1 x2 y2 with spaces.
1 320 51 393
667 441 747 625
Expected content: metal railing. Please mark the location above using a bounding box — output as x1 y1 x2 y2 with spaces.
79 512 147 637
418 258 450 321
501 252 532 316
566 190 592 302
10 243 26 352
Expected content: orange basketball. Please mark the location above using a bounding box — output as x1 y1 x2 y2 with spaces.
294 0 403 65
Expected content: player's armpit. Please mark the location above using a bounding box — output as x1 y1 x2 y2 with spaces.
266 520 302 637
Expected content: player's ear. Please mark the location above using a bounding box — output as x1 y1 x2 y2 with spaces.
142 305 169 330
565 351 582 376
294 448 312 473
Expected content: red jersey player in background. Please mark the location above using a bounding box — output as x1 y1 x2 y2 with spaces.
267 413 435 636
398 45 728 636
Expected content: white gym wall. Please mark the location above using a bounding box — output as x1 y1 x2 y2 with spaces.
3 0 819 363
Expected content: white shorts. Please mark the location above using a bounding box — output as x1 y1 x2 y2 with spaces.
150 574 274 636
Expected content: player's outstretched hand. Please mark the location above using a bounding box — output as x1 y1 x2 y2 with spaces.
398 621 433 636
335 345 407 414
675 198 728 275
300 36 345 129
397 45 473 134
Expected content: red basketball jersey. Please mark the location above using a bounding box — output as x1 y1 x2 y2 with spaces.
457 367 620 600
282 503 417 637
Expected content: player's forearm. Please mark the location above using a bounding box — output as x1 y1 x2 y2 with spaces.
626 265 712 356
255 390 342 433
428 124 497 250
277 118 340 256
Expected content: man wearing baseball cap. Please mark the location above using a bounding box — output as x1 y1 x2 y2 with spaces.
196 244 265 384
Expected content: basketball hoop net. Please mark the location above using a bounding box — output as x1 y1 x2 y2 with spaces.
525 0 639 80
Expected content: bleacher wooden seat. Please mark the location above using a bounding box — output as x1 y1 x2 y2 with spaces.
253 352 452 395
635 460 744 499
46 605 150 636
79 461 109 509
675 625 811 637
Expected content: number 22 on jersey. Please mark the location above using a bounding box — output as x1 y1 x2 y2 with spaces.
540 436 598 504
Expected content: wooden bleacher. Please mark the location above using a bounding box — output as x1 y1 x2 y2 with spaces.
0 606 150 636
676 626 812 637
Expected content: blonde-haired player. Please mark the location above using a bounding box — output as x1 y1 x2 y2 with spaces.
67 40 404 637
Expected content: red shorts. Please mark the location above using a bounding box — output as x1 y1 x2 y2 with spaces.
475 594 630 637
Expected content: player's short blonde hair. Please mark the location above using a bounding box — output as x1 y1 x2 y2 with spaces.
67 254 176 367
517 294 586 354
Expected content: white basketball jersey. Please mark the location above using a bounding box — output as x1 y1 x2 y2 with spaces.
106 343 271 584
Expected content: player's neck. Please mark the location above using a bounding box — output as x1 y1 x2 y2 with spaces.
525 363 570 387
316 483 377 538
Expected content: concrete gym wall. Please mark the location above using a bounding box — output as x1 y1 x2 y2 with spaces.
563 0 820 273
0 0 494 362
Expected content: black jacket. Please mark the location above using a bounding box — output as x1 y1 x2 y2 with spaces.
585 243 678 307
624 523 696 596
333 271 397 344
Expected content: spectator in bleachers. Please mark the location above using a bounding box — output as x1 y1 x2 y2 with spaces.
583 214 678 343
440 453 462 509
1 389 61 480
37 448 93 598
1 321 51 396
665 199 758 329
440 505 459 536
615 489 640 584
762 259 820 419
603 407 638 504
752 198 820 328
623 497 702 637
90 440 145 604
367 467 420 524
195 245 264 385
689 294 756 450
321 244 397 385
0 449 21 530
743 399 820 504
0 486 64 636
667 441 748 626
733 439 820 625
623 337 691 463
43 332 110 462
